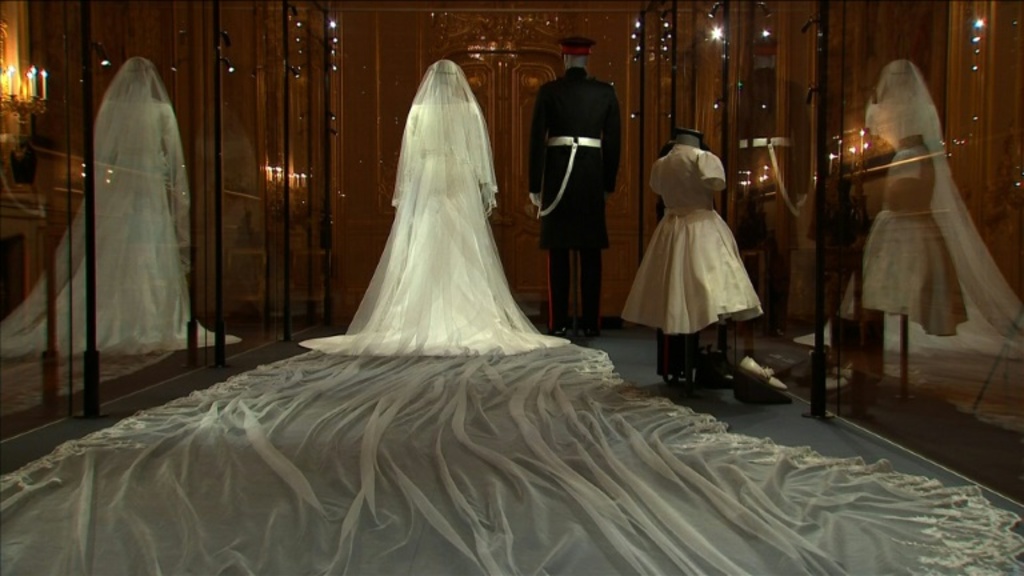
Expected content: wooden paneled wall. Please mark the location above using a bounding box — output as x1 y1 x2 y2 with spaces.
17 0 1023 330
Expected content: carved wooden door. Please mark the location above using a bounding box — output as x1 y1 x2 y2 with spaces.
449 52 563 320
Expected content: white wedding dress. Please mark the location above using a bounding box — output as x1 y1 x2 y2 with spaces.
301 60 567 356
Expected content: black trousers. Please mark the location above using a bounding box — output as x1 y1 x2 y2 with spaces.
547 248 602 331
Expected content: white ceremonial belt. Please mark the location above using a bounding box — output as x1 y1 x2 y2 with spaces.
537 137 601 219
738 136 791 149
547 136 602 148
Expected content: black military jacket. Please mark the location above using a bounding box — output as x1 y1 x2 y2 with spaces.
528 67 621 250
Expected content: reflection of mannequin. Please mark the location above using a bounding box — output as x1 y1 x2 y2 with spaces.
622 128 766 394
301 60 568 356
835 60 1024 402
859 133 966 335
0 57 232 358
9 138 37 184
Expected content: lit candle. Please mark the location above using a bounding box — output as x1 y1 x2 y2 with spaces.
40 70 47 100
6 66 15 98
27 67 36 98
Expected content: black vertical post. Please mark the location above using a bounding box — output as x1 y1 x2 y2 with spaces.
321 9 333 325
213 0 227 367
718 0 730 221
305 13 316 325
636 9 646 265
185 12 199 367
183 11 198 367
714 1 732 357
80 0 100 418
282 1 293 341
809 0 831 418
669 0 677 127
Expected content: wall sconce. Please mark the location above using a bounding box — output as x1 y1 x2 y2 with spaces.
220 57 236 73
93 42 113 68
708 2 723 19
801 14 818 33
220 30 232 48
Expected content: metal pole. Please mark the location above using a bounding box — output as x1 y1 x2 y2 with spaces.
213 0 227 366
669 0 677 127
809 0 831 419
321 7 333 325
636 9 646 265
305 13 316 325
282 0 293 340
80 0 100 417
719 0 730 221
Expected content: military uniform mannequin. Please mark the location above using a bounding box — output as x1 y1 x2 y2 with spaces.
528 37 621 337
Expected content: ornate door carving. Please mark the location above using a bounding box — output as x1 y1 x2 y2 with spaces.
430 12 570 318
449 53 561 316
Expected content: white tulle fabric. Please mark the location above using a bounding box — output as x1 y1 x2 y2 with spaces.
301 60 566 356
622 143 762 334
2 346 1021 574
0 57 231 358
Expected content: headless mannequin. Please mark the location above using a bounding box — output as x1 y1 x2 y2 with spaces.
667 129 737 395
564 53 588 72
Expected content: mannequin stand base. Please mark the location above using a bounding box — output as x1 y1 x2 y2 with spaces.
802 409 836 420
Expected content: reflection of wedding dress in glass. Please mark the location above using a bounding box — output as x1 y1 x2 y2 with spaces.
621 138 762 335
0 57 230 358
854 59 1022 356
859 135 967 335
301 60 567 356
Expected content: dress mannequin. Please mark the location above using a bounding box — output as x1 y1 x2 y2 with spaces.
623 128 775 395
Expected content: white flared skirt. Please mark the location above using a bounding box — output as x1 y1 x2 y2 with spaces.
622 209 762 335
860 210 967 335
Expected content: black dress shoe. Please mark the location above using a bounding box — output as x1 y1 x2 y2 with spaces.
548 326 568 337
583 328 601 338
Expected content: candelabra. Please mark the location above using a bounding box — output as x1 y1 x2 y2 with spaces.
1 91 47 122
265 164 311 222
0 18 47 123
